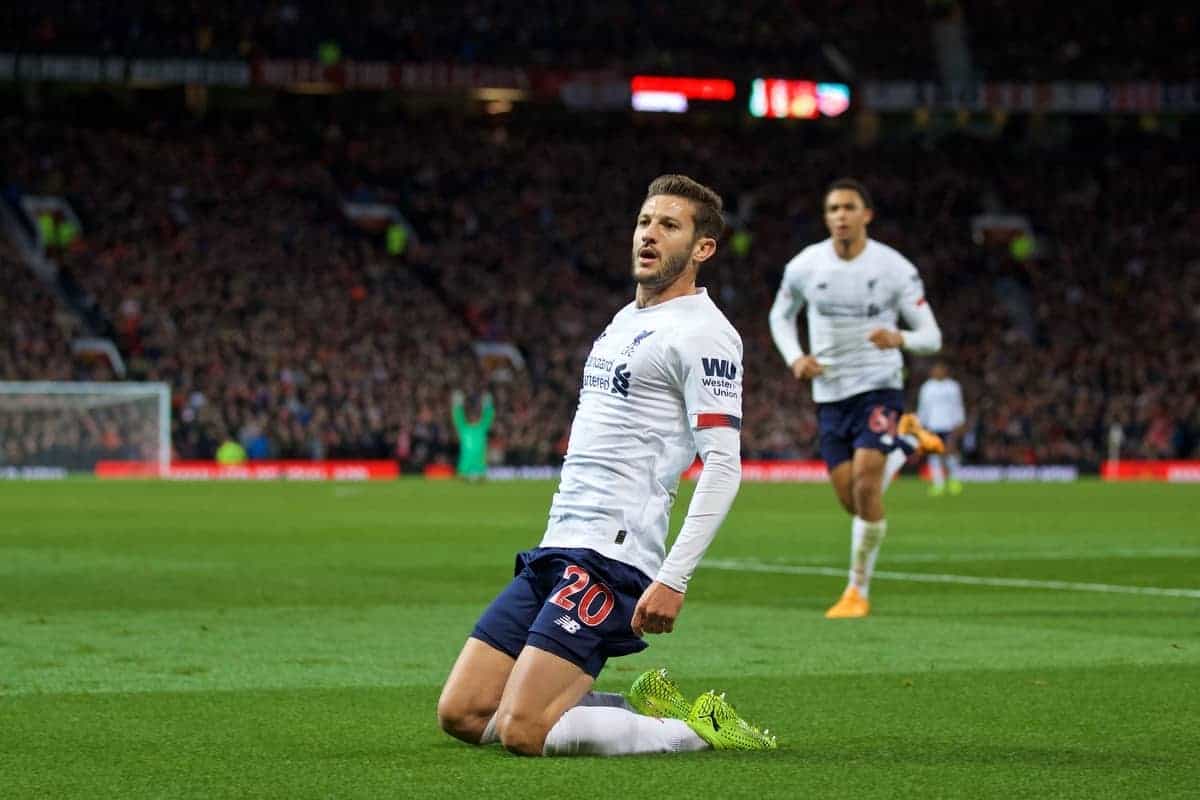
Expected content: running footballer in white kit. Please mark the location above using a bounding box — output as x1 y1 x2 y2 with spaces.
769 178 944 619
918 361 966 495
438 175 776 758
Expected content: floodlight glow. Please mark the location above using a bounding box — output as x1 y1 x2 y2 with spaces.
817 83 851 117
630 76 735 101
631 91 689 113
749 79 851 119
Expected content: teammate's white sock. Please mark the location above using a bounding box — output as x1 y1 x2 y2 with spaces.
928 454 945 489
542 706 708 757
882 447 909 492
480 714 499 745
574 690 635 711
849 516 887 598
946 454 961 482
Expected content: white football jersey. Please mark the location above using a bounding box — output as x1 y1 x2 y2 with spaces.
769 238 934 403
540 288 743 581
918 377 965 432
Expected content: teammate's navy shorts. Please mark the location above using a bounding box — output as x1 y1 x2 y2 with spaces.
817 388 906 470
930 429 959 449
470 547 652 678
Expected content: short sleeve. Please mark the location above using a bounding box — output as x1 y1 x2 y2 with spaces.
672 326 743 431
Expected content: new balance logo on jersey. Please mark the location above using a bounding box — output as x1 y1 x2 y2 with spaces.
867 279 877 291
702 357 737 381
621 329 656 356
554 615 581 634
611 363 631 397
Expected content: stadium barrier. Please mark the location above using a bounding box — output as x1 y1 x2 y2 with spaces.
1101 461 1200 482
453 461 1088 482
54 459 1200 483
918 464 1080 482
95 460 398 480
485 461 1082 482
682 460 830 482
1 466 70 480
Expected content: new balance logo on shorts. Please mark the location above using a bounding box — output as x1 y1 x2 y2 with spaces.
554 615 581 634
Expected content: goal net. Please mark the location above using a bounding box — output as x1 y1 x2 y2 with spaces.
0 382 170 475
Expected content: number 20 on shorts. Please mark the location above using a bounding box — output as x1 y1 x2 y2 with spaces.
548 565 615 626
868 405 899 436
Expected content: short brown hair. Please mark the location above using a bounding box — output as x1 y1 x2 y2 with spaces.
825 177 873 210
645 174 725 241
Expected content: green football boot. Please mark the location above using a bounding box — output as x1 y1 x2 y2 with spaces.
627 668 691 720
686 690 778 751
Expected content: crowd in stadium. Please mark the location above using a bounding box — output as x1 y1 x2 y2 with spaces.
3 108 1198 471
5 3 1193 79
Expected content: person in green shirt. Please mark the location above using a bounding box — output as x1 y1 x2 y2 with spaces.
215 437 247 465
451 390 494 481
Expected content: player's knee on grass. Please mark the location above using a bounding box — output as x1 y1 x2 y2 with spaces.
437 693 490 745
496 707 553 757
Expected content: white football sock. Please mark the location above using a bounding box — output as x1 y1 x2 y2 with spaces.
478 691 634 746
882 447 909 492
946 454 961 481
928 454 945 488
849 516 887 598
542 706 708 757
479 714 499 745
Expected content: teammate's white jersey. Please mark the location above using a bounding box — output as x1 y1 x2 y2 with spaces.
540 288 743 583
769 238 941 403
918 377 965 432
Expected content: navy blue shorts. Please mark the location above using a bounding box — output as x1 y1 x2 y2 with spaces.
470 547 652 678
817 388 906 470
930 429 959 450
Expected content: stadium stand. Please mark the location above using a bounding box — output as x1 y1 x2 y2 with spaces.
3 109 1197 469
3 3 1193 79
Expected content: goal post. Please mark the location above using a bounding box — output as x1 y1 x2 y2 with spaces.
0 381 170 474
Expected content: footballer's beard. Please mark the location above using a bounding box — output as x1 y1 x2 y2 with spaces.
632 248 691 291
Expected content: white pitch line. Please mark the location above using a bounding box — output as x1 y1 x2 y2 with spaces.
853 546 1200 564
701 559 1200 599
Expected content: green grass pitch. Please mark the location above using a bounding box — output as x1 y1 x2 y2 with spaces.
1 479 1197 799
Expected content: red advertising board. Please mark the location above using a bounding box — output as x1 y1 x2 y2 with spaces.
683 459 829 482
630 75 736 100
96 460 398 480
89 459 1200 482
1101 460 1200 482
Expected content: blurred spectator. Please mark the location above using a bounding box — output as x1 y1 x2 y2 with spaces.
2 112 1197 471
5 2 1193 79
215 435 247 465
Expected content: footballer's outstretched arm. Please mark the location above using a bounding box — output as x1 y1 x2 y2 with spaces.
897 296 942 355
895 264 942 354
656 426 742 592
632 426 741 636
768 273 806 366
